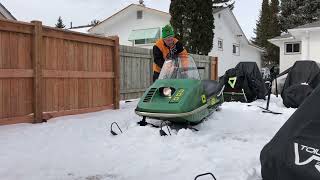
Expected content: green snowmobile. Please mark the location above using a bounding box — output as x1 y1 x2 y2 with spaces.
135 55 224 126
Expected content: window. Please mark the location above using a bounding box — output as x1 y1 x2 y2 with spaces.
137 10 143 19
134 38 157 45
233 44 240 56
134 39 145 45
285 42 301 54
218 39 223 51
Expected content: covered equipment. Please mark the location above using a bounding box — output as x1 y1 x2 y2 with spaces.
279 61 320 108
221 62 267 103
260 85 320 180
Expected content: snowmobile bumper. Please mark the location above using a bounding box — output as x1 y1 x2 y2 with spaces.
135 104 209 119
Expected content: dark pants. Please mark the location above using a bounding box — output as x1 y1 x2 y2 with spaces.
153 72 160 82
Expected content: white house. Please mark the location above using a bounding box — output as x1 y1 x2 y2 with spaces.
0 3 16 20
88 4 264 76
209 8 264 76
89 4 170 49
269 20 320 73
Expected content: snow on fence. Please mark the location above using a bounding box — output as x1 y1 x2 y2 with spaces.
120 45 218 100
0 19 120 125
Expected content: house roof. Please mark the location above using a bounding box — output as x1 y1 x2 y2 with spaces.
89 4 169 32
295 20 320 29
69 27 91 34
0 3 16 20
68 24 95 34
269 33 294 42
271 33 293 40
269 21 320 42
221 8 265 52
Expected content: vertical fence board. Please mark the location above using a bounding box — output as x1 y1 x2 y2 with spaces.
31 21 43 123
0 19 119 125
0 80 2 118
112 37 120 109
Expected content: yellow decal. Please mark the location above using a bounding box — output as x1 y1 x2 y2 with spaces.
170 89 185 103
211 97 218 105
228 77 237 89
201 95 207 104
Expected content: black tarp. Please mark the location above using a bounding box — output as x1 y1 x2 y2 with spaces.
221 62 267 102
281 61 320 108
260 85 320 180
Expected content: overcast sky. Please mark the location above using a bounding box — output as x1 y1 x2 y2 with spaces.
1 0 262 39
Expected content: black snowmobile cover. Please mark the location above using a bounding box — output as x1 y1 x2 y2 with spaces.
281 61 320 108
222 62 266 102
260 85 320 180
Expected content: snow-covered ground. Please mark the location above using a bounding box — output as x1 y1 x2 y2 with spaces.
0 96 296 180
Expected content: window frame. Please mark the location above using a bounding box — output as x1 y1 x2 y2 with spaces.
284 42 301 55
218 39 223 51
137 10 143 19
134 39 146 45
134 38 158 46
232 44 240 56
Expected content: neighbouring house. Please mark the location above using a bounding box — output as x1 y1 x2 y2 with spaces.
209 8 265 76
88 3 169 49
0 3 16 20
69 24 94 34
269 20 320 73
88 3 264 76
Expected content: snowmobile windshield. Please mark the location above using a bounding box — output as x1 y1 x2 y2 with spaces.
158 55 201 80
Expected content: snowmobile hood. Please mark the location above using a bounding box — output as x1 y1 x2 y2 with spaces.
136 79 205 114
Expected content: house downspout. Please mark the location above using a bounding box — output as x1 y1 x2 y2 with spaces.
306 30 310 60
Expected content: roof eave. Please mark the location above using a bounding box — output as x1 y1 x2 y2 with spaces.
224 8 264 52
268 36 295 42
289 27 320 32
0 3 16 20
226 8 250 44
89 4 170 32
249 43 266 52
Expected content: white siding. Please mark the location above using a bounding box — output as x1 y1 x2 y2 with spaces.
279 40 302 72
89 5 170 48
209 10 262 76
271 30 320 73
309 31 320 62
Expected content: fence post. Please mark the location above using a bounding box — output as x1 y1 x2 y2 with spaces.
31 21 43 123
113 36 120 109
150 49 153 85
210 57 218 80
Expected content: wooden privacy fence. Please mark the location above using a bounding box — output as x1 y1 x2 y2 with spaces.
0 19 120 126
120 45 218 100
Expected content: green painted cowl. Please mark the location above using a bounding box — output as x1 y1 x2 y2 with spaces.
135 79 224 124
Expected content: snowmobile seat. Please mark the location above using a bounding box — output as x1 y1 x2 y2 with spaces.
202 80 224 97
